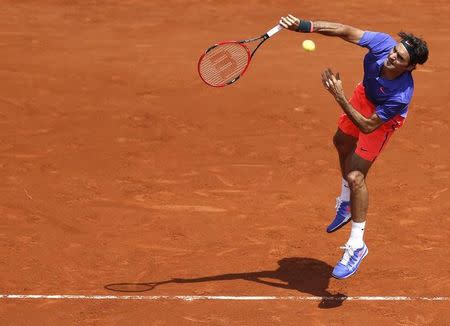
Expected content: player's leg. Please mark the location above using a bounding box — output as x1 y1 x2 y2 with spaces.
327 128 357 233
345 152 373 223
332 118 401 279
331 152 372 279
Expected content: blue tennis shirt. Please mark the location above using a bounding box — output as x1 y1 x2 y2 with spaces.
358 31 414 121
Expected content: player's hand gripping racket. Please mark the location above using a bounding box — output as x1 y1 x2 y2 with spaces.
198 24 283 87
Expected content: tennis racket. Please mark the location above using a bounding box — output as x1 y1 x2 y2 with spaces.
198 24 283 87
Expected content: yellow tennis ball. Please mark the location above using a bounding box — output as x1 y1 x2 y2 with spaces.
302 39 315 51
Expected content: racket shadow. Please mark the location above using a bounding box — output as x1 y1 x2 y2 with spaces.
104 257 346 309
104 281 171 293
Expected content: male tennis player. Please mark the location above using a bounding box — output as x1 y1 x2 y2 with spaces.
280 14 429 279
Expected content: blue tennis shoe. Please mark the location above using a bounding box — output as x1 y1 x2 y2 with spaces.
327 197 351 233
332 243 368 279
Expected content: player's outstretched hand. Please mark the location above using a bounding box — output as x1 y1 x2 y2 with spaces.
279 14 300 31
321 68 345 100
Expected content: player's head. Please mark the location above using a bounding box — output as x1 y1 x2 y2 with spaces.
398 32 429 66
384 32 428 72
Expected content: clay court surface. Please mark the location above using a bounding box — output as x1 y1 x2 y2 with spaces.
1 0 449 324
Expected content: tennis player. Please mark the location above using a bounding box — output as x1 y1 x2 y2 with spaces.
280 14 429 279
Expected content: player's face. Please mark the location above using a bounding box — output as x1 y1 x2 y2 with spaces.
384 43 412 71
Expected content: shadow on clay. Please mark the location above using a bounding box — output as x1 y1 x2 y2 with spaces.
104 257 347 309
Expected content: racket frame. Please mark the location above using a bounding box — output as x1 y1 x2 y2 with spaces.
198 24 283 87
197 41 251 87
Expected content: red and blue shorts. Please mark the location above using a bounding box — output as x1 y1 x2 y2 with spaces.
338 83 405 162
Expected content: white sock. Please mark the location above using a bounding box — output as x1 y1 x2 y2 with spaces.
340 178 350 201
347 221 366 249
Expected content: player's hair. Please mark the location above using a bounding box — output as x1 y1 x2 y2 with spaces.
398 32 429 65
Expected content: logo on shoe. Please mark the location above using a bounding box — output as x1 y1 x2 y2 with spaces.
357 247 367 258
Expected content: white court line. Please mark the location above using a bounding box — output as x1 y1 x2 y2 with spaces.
0 294 448 301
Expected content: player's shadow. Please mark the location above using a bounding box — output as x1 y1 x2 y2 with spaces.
105 257 346 309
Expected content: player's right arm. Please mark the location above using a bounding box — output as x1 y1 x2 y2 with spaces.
280 15 364 44
311 21 364 44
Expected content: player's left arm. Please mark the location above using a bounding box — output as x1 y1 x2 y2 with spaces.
321 68 383 134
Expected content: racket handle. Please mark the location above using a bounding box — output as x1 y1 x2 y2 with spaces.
266 24 283 38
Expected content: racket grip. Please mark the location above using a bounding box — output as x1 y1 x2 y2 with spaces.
266 24 283 38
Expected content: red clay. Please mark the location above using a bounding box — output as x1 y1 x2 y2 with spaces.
0 0 449 324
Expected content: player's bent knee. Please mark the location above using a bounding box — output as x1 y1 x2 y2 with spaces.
346 171 365 189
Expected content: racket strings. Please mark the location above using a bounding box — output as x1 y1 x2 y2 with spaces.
199 43 249 86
